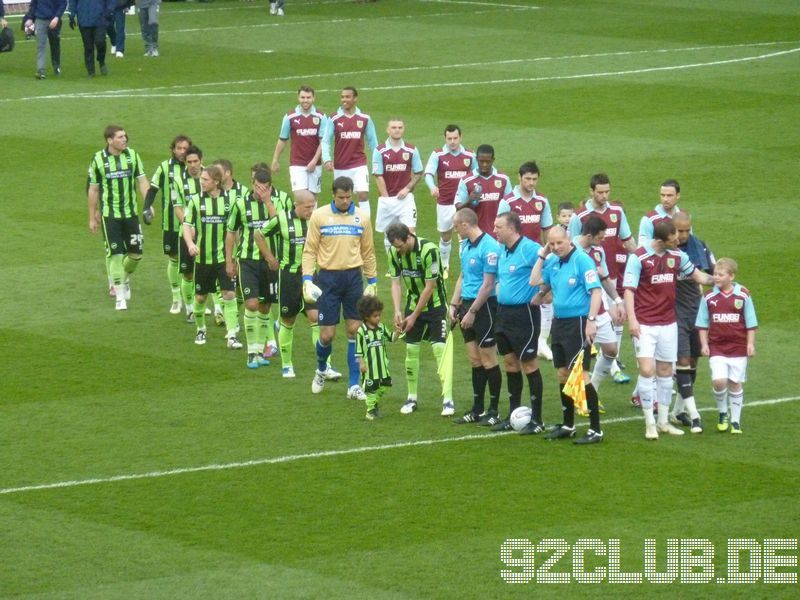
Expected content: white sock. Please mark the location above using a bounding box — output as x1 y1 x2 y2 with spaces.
591 352 615 389
656 376 673 415
113 284 124 299
359 200 371 218
713 388 728 414
657 401 671 426
672 394 685 415
439 238 451 268
683 396 700 420
638 375 656 423
730 390 743 424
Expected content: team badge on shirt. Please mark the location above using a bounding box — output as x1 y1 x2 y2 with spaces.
357 121 364 129
313 117 320 125
667 258 675 268
494 180 502 188
354 216 361 224
610 213 618 222
734 299 743 309
535 202 542 211
463 158 471 167
402 152 410 161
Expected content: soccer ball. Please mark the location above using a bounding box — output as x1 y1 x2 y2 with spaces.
24 22 35 38
509 406 532 432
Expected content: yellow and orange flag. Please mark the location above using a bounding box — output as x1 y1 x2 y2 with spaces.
563 348 587 415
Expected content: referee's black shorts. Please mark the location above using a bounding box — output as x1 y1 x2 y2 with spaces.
496 303 540 361
458 297 497 348
551 316 592 371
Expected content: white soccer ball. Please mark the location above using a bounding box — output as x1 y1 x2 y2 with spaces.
509 406 533 432
25 22 35 36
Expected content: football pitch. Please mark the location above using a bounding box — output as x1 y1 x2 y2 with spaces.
1 0 799 596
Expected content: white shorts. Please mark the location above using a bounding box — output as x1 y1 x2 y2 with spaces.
709 356 748 383
632 322 677 362
289 165 322 193
593 312 617 345
334 166 369 193
375 194 417 232
437 204 457 232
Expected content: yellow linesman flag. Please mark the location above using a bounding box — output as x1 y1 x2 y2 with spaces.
563 349 587 414
437 326 454 398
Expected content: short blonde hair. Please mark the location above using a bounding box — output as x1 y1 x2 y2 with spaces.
715 257 738 276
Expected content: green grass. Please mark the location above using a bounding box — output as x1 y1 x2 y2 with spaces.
1 0 800 596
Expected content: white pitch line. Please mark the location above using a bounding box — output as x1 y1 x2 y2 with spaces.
5 40 797 104
164 7 524 35
422 0 538 8
36 46 799 101
0 395 797 496
78 40 800 97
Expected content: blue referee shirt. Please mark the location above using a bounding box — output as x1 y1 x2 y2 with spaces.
459 233 500 300
541 246 601 318
497 236 541 305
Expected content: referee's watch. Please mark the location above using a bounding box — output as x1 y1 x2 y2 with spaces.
587 316 597 322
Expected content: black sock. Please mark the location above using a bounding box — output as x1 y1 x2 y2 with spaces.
527 370 543 423
486 365 502 412
559 383 574 427
507 371 523 413
586 383 601 433
676 367 695 401
472 366 486 414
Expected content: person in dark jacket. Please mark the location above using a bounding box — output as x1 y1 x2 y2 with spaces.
107 0 133 58
0 3 14 53
24 0 66 78
67 0 115 76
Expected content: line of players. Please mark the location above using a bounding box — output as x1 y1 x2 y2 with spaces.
86 83 758 437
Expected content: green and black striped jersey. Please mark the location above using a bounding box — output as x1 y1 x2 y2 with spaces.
389 236 448 313
226 192 271 261
176 170 201 208
355 323 392 382
260 207 308 273
88 147 146 219
224 180 250 208
184 192 230 265
271 186 293 214
150 158 185 232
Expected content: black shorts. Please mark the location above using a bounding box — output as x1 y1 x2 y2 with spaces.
458 297 497 348
404 307 448 344
677 312 701 359
178 237 195 275
239 259 278 303
316 268 363 326
163 230 179 256
279 268 317 318
194 263 235 296
496 304 540 361
363 376 392 393
103 216 142 256
551 316 592 370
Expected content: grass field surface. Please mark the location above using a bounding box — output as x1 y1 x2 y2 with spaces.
1 0 799 596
